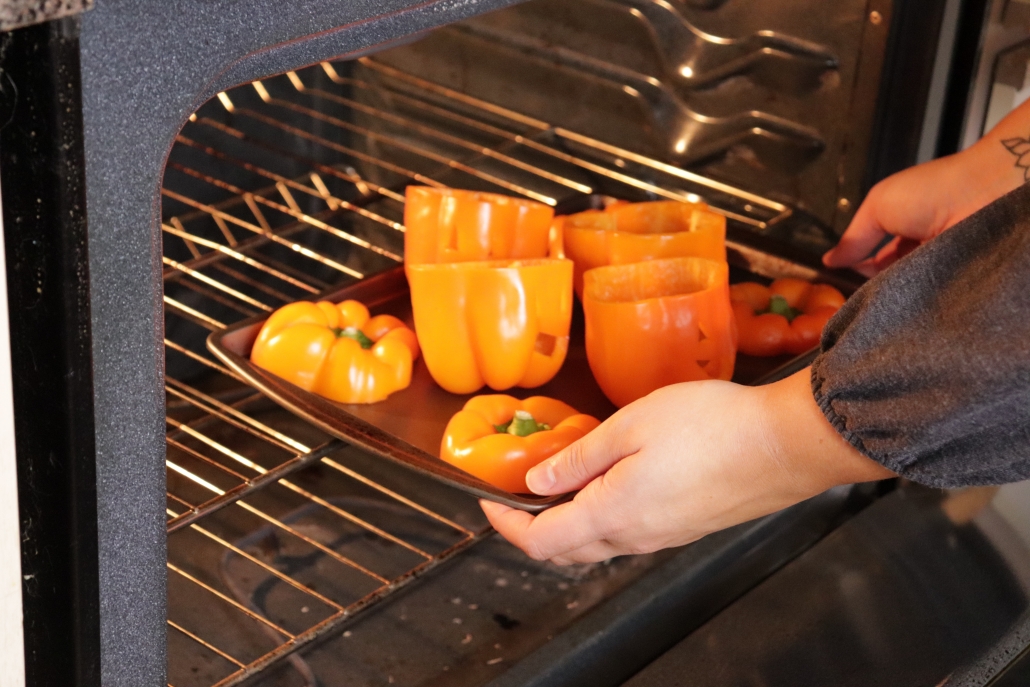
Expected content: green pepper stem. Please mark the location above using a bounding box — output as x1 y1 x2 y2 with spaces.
336 326 374 349
500 410 551 437
765 295 802 323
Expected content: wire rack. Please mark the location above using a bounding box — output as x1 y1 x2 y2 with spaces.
161 57 787 687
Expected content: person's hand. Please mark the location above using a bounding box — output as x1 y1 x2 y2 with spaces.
480 370 894 565
823 155 963 276
825 117 1029 277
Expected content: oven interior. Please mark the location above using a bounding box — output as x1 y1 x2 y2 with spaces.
156 1 939 685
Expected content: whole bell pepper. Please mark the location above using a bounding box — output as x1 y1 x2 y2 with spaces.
730 278 846 357
583 257 736 408
408 258 573 394
404 186 555 267
251 299 420 404
441 395 601 493
557 200 726 298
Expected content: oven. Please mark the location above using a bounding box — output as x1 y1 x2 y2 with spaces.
2 1 1030 686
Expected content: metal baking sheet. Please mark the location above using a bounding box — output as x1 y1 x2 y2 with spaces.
208 231 861 512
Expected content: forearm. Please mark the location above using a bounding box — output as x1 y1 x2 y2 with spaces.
814 179 1030 486
757 368 895 497
825 97 1030 272
945 97 1030 221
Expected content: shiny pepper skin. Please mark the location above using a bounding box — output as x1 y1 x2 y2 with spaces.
250 299 420 404
407 258 574 394
557 200 726 298
583 257 736 408
730 278 846 357
441 395 601 493
404 186 555 266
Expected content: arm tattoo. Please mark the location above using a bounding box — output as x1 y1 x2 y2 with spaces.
1002 137 1030 181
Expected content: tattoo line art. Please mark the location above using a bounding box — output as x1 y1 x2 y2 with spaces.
1002 136 1030 181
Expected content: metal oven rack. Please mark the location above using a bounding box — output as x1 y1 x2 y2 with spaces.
160 57 791 687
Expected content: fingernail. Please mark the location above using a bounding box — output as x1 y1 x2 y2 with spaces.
526 459 556 494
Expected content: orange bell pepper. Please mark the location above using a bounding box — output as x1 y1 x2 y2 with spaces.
730 278 845 357
583 257 736 408
404 186 555 267
250 299 420 404
407 258 574 394
557 200 726 298
441 395 601 493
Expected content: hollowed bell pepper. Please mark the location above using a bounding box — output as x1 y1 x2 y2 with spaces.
404 186 555 267
583 257 736 408
441 395 601 493
250 299 420 404
730 278 845 357
408 258 574 394
557 200 726 298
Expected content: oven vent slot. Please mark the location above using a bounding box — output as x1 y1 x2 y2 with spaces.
161 58 788 687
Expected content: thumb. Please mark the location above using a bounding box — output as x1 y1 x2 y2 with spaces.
526 414 639 495
823 198 886 269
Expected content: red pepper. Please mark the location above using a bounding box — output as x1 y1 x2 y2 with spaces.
731 278 845 356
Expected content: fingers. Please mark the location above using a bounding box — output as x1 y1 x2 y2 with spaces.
551 540 623 566
892 237 921 262
850 259 880 279
480 494 610 561
480 500 536 547
870 236 903 275
525 412 639 495
822 199 886 269
849 235 900 277
481 499 621 564
481 500 624 565
852 236 923 278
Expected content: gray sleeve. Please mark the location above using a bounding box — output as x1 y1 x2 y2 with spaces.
811 182 1030 488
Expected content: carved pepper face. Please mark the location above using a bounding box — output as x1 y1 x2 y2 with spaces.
583 257 736 408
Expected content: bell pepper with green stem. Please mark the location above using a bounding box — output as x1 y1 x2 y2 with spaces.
730 278 845 357
250 299 420 404
441 395 601 493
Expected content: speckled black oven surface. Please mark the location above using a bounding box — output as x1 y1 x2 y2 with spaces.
73 1 522 684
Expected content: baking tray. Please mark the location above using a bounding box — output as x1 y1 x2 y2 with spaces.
208 224 862 513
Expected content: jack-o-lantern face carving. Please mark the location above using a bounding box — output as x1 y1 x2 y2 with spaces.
582 257 736 408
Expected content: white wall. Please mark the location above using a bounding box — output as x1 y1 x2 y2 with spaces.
993 481 1030 552
0 177 27 686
